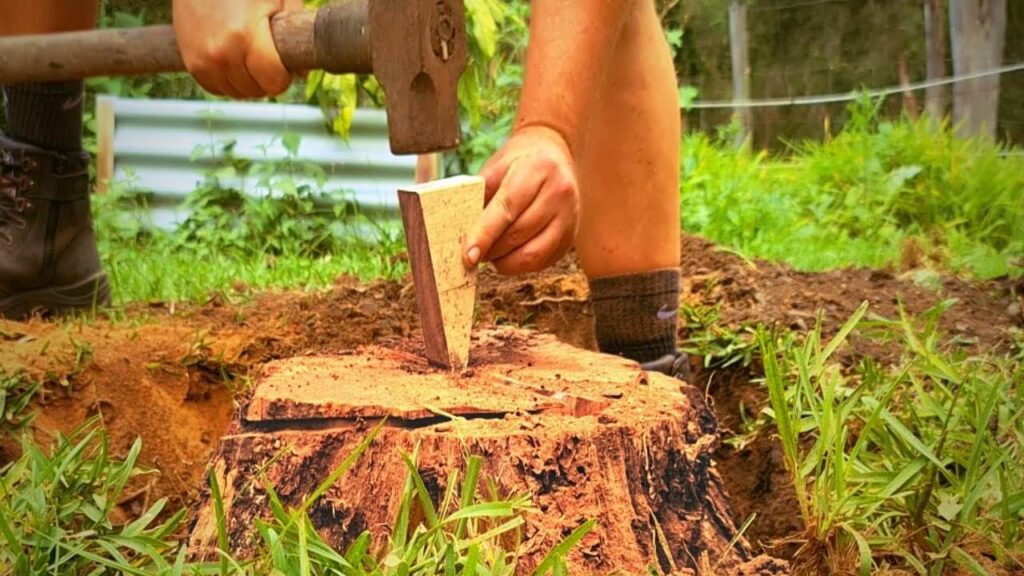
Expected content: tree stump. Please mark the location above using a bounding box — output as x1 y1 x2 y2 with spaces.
189 328 785 575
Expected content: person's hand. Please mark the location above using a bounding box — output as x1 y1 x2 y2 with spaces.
173 0 303 98
464 126 579 275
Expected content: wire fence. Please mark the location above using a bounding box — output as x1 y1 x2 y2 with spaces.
671 0 1024 147
687 62 1024 110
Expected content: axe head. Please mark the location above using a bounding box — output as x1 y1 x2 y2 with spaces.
368 0 467 155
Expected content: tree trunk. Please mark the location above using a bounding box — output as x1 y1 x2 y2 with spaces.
924 0 948 120
728 0 753 149
189 328 787 575
949 0 1007 139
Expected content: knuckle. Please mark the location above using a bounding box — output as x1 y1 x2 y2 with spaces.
205 44 230 66
518 248 544 271
556 165 578 187
497 195 516 226
533 154 557 172
502 228 526 249
551 179 576 201
208 30 245 62
493 260 519 276
266 73 292 95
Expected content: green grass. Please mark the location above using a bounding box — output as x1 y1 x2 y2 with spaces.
757 302 1024 575
683 99 1024 279
92 99 1022 307
93 142 408 304
100 240 403 305
0 371 39 437
0 423 187 574
0 420 592 575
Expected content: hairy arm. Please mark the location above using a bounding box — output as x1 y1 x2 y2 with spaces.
465 0 635 275
514 0 633 156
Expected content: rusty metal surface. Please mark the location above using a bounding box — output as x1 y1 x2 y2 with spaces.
369 0 467 153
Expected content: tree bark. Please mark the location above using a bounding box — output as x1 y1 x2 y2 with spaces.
189 329 788 575
728 0 753 149
949 0 1007 139
923 0 948 120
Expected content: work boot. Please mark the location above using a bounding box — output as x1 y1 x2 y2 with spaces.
0 133 110 319
641 352 694 383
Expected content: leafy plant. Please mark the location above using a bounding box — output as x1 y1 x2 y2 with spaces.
0 420 594 575
93 133 407 304
303 0 522 151
758 301 1024 575
224 435 538 575
0 372 39 437
452 1 530 175
679 303 758 370
682 96 1024 279
0 422 186 574
176 135 357 259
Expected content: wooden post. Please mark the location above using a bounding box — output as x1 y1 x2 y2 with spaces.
923 0 948 121
414 153 441 184
728 0 753 149
950 0 1007 140
398 175 484 370
94 96 116 194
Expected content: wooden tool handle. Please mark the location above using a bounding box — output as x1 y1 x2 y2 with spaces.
0 8 368 84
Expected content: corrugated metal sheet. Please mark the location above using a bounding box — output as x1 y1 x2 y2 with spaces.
98 96 415 228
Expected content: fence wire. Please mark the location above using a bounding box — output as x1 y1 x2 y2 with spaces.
687 62 1024 110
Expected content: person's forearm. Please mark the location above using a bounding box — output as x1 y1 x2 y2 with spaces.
514 0 634 156
0 0 98 35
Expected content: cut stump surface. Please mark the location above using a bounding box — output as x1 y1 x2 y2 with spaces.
190 328 786 575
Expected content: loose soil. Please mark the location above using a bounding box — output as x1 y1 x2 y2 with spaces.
1 233 1020 572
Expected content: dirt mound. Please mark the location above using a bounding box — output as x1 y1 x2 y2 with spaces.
1 233 1019 560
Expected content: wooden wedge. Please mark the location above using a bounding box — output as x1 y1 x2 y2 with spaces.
398 175 484 370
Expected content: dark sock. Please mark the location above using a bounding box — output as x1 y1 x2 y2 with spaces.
589 268 680 364
1 81 85 152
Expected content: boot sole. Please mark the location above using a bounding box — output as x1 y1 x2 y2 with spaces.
0 273 112 320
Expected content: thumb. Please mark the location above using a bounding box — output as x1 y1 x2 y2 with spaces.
465 159 531 268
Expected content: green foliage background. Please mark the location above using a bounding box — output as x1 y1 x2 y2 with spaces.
683 98 1024 279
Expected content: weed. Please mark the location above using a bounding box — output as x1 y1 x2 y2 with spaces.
679 303 758 370
0 372 38 437
758 302 1024 575
0 422 185 574
0 421 594 575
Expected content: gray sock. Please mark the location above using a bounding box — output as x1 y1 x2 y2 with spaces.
589 268 680 363
2 81 85 152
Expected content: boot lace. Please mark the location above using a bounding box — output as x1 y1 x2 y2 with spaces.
0 149 36 246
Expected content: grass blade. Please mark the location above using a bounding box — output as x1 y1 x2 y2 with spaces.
530 519 596 576
208 467 231 576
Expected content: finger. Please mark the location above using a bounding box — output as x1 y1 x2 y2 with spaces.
284 0 305 10
245 16 293 96
464 159 545 267
190 69 231 98
491 216 575 276
484 196 556 262
226 48 267 99
478 149 512 201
